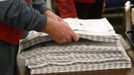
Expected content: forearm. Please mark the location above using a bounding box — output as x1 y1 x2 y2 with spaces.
32 0 48 14
0 0 46 32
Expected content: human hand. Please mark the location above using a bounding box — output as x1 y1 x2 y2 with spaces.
44 17 79 44
44 10 63 21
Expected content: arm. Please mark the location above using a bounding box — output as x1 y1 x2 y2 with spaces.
31 0 79 43
0 0 79 44
0 0 46 32
32 0 63 21
32 0 48 14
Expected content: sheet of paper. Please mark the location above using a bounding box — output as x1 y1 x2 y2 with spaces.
19 18 131 74
64 18 114 34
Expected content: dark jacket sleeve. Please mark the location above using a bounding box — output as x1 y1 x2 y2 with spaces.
32 0 48 14
0 0 47 32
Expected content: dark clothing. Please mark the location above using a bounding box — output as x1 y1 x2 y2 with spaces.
75 0 104 19
0 0 47 32
0 0 48 75
54 0 96 18
0 22 23 45
0 40 18 75
76 0 96 3
54 0 104 19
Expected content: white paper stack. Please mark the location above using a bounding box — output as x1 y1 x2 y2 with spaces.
19 18 131 74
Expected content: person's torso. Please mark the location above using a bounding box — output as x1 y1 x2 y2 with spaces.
0 0 30 45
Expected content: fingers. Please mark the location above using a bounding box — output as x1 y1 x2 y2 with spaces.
58 30 79 44
58 22 80 43
53 38 67 44
52 32 72 44
72 34 80 41
52 33 79 44
45 17 79 44
52 31 76 44
69 30 80 42
66 25 80 42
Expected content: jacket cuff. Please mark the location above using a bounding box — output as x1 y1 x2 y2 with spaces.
33 15 47 32
40 5 49 14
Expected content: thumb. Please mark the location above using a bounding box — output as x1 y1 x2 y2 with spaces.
72 33 80 41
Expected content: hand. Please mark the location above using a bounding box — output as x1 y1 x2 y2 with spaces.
44 10 63 21
44 17 79 44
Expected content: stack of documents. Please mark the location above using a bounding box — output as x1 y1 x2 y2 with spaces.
19 18 131 74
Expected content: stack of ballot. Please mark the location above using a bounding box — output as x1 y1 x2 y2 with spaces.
19 18 131 74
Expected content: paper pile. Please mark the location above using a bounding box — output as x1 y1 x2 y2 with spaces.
19 18 131 74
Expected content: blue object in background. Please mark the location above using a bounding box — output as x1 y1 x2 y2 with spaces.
106 0 134 8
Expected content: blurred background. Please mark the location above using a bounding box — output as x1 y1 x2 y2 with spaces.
45 0 134 35
104 0 134 34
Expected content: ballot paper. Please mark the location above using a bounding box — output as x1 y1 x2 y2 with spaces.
19 18 119 50
19 18 131 74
